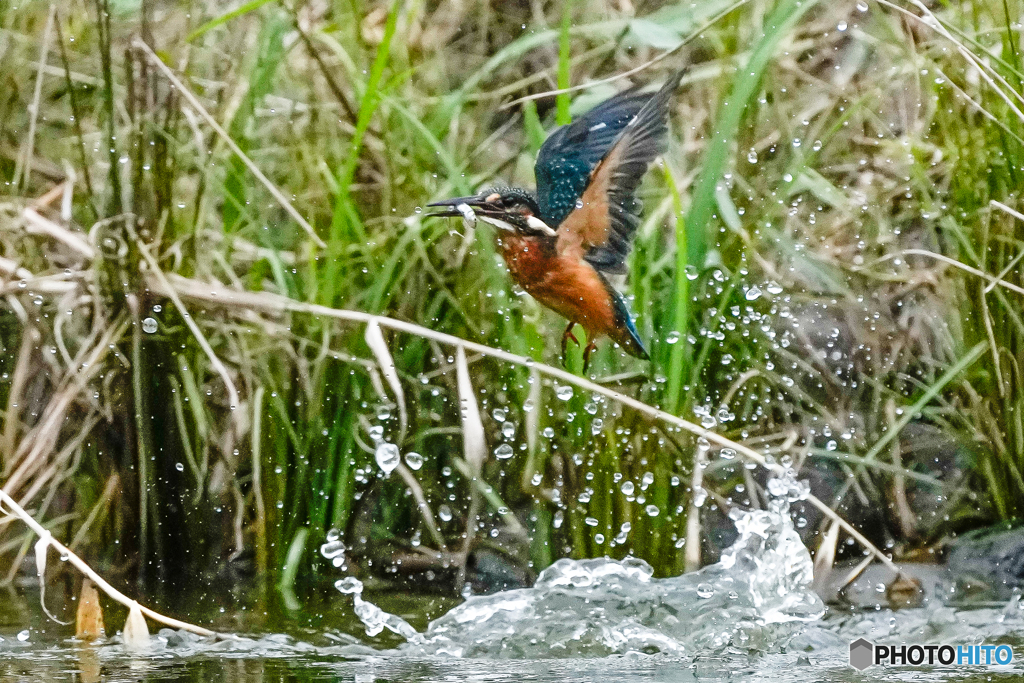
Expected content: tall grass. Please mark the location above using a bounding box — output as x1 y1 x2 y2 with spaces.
1 0 1023 606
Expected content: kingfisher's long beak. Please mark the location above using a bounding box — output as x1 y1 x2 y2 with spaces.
427 194 503 219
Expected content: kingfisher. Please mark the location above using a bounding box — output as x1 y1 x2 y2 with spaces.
430 71 682 371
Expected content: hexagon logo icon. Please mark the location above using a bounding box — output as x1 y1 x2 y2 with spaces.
850 638 874 670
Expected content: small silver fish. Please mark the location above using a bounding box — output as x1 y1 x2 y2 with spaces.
455 202 477 227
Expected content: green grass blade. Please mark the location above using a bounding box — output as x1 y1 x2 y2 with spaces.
186 0 279 42
685 0 816 265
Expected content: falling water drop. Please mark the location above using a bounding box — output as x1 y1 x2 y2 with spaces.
375 442 400 475
405 452 424 470
142 317 158 334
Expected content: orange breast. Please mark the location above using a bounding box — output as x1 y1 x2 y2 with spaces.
496 234 617 339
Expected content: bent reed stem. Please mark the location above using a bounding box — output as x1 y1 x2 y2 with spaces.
154 273 901 575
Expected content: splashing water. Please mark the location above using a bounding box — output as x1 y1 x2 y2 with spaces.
333 482 823 659
334 576 421 642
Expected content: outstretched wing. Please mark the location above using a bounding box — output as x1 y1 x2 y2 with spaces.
555 71 682 274
534 87 651 229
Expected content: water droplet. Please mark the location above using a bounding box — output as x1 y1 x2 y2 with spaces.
438 505 453 522
405 451 423 470
696 583 714 599
641 472 655 487
335 577 362 594
492 408 507 421
826 439 838 451
16 630 29 642
375 442 400 475
645 504 660 517
321 534 346 560
555 385 574 401
857 0 868 10
142 317 158 334
720 448 736 460
494 443 514 459
542 427 555 438
837 20 848 31
18 280 27 288
693 487 707 507
684 265 699 280
584 401 598 415
747 149 758 163
575 198 584 209
621 481 635 496
745 285 762 301
502 421 516 439
175 462 184 472
766 281 783 295
553 510 564 528
700 414 717 429
152 304 162 313
585 516 599 527
376 406 391 421
591 418 604 435
523 399 535 412
666 331 681 344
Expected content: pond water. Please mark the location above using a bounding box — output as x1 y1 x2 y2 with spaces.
4 498 1024 682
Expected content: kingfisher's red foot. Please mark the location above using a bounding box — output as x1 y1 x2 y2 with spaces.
582 340 598 373
561 322 580 363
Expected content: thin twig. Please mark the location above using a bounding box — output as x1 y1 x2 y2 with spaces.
501 0 749 109
131 231 241 411
150 273 902 574
0 488 221 637
132 39 326 249
14 5 57 192
858 248 1024 297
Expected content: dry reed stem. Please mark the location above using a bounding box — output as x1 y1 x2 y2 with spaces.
131 39 327 249
150 272 901 575
0 487 221 637
503 0 749 109
131 233 240 412
861 249 1024 297
13 5 56 192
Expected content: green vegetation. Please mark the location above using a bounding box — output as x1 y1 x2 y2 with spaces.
1 0 1024 605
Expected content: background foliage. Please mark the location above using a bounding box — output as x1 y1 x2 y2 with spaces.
1 0 1022 602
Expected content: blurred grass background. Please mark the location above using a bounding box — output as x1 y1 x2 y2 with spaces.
1 0 1023 603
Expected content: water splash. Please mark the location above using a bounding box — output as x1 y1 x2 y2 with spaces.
334 576 421 642
328 477 821 659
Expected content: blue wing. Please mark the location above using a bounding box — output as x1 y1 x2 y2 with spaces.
534 87 652 228
554 71 682 274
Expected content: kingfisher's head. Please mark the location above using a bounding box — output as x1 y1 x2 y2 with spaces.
428 188 555 238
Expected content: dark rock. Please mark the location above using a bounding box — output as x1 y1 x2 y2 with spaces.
946 521 1024 601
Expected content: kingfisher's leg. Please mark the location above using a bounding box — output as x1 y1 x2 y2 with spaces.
561 321 579 362
582 340 598 373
